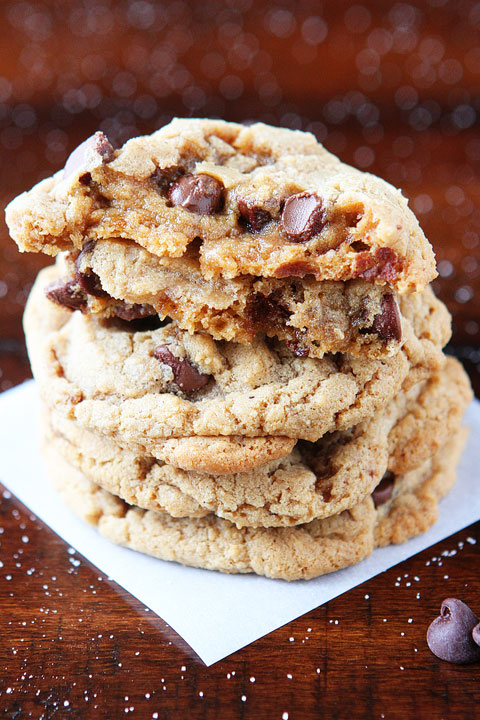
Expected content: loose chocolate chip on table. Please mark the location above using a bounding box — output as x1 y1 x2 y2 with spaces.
154 345 211 393
168 174 224 214
44 279 87 312
371 295 402 342
64 131 115 178
427 598 480 664
237 199 271 232
372 471 395 508
281 192 326 242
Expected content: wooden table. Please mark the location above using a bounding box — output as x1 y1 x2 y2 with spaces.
1 2 480 717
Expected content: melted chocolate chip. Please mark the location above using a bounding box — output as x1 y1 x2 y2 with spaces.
152 165 184 194
372 471 395 508
168 174 224 214
281 192 326 242
245 294 291 333
427 598 480 664
273 262 316 278
113 303 157 322
237 199 271 232
371 295 402 342
44 279 87 312
154 345 211 393
64 131 115 179
357 247 399 283
74 240 109 298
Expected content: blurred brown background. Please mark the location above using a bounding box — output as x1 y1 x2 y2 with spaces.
1 4 480 717
1 0 480 392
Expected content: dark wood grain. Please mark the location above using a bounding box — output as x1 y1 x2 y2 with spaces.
0 487 478 719
1 1 480 717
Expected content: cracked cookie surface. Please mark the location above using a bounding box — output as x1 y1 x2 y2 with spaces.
42 429 465 580
42 356 470 527
6 119 435 292
42 358 470 528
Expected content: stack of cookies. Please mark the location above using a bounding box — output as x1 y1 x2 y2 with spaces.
6 119 472 580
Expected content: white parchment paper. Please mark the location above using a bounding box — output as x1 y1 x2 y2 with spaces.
0 380 479 665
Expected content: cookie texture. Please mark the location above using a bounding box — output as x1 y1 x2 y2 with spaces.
53 242 407 360
142 435 297 475
374 428 468 546
6 118 436 292
42 429 465 581
25 266 450 446
387 356 473 475
43 407 389 527
41 357 470 528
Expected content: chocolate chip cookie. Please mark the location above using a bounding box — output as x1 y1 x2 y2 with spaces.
41 357 470 528
25 265 450 448
6 119 435 292
46 241 406 360
42 428 466 580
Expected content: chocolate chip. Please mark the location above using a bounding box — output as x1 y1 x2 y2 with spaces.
74 240 109 298
113 304 167 332
372 471 395 508
64 131 115 179
357 247 399 283
152 165 184 194
75 268 108 298
273 262 316 278
245 294 290 334
154 345 211 393
427 598 480 664
237 199 271 232
168 174 224 214
371 295 402 342
44 279 86 312
113 303 157 322
281 192 326 242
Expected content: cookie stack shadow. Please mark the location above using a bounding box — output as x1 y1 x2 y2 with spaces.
7 119 473 580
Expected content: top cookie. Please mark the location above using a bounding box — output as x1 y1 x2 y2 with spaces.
6 119 435 293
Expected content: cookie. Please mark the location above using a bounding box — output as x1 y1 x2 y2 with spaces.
139 435 297 475
42 358 470 528
374 427 468 546
25 265 450 446
387 356 473 475
42 405 389 527
42 429 465 580
6 119 435 292
49 242 408 360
